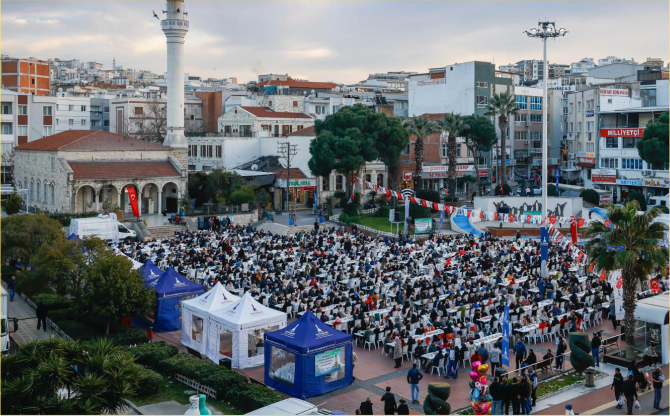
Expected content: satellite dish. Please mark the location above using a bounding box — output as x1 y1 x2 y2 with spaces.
251 164 259 171
311 89 315 94
334 86 341 92
58 87 63 92
303 91 307 95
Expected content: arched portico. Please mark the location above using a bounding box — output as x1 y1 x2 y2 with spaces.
75 185 97 213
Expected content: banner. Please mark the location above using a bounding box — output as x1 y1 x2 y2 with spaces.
315 348 343 377
404 196 410 234
439 208 444 230
126 187 140 218
540 226 549 276
501 305 510 367
608 270 625 320
570 221 578 244
414 218 432 233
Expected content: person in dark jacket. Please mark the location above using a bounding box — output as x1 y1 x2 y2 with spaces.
591 332 602 367
510 377 522 415
489 377 505 415
381 386 396 415
396 399 410 415
406 363 423 404
611 368 624 409
522 349 537 369
514 340 527 369
36 302 48 332
622 374 638 415
478 344 489 364
519 376 532 415
501 376 512 415
359 397 373 415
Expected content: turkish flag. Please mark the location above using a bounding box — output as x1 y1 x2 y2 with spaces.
571 221 578 243
433 202 439 210
467 210 471 218
509 214 514 223
616 276 623 289
589 262 595 272
353 177 357 184
480 211 484 219
494 213 498 221
650 280 661 293
409 196 417 204
421 199 428 207
126 187 140 217
526 215 531 224
577 218 585 227
599 269 608 280
577 252 583 263
604 220 612 227
549 216 557 224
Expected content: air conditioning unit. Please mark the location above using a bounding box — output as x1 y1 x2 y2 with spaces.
525 121 531 127
641 170 651 176
524 140 529 145
515 121 521 127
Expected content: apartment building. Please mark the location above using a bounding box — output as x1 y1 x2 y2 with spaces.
1 57 51 95
54 93 91 133
109 96 203 137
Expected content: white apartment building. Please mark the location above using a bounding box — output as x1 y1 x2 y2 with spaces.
54 93 91 133
571 58 596 75
109 96 203 137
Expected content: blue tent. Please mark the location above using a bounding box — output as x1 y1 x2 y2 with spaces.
140 260 163 287
264 310 353 399
66 233 83 243
152 267 205 332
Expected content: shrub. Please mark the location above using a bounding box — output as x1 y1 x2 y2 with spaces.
15 271 52 297
132 365 163 397
416 189 440 204
229 185 256 205
127 342 179 368
236 383 285 413
548 184 558 196
443 195 459 202
376 206 390 219
409 204 431 221
3 192 24 216
31 293 72 311
77 315 129 335
657 205 670 213
580 189 600 206
159 353 221 379
110 328 149 346
201 370 248 401
494 183 512 196
57 320 101 341
338 214 360 225
626 191 647 211
48 307 79 324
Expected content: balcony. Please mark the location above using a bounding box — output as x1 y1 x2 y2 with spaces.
221 131 255 138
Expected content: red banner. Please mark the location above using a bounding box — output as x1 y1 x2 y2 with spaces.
549 216 557 224
650 280 661 293
599 270 608 280
126 187 140 217
577 218 585 227
571 221 578 244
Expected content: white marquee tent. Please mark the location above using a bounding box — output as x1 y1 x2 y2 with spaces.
181 283 240 355
206 292 287 369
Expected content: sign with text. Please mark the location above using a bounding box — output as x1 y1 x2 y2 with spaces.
600 88 630 96
591 169 617 184
414 218 432 233
418 78 446 86
643 178 670 188
275 178 317 188
389 209 396 222
599 193 612 205
599 128 645 137
315 349 342 377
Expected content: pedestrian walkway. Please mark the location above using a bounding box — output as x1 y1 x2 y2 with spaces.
1 282 56 345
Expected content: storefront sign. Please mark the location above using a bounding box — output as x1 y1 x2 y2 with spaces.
389 209 395 222
591 169 617 184
599 193 612 205
617 179 642 186
315 349 342 377
643 178 670 188
599 128 645 137
599 88 629 97
275 178 317 188
423 165 447 173
414 218 433 233
586 110 594 117
403 172 414 180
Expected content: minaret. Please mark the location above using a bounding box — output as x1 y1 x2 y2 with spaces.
162 0 189 154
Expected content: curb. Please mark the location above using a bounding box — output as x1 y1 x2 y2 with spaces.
124 398 143 415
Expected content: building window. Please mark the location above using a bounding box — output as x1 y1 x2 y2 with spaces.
44 183 48 204
18 126 27 136
600 158 619 169
215 145 222 158
365 174 371 183
530 131 542 141
322 176 330 191
68 119 74 126
43 126 52 136
315 105 326 114
476 96 488 106
514 131 527 141
441 142 447 158
80 105 86 112
530 114 542 123
606 137 618 148
188 144 197 157
1 123 13 134
81 119 87 126
135 107 144 115
36 181 40 202
51 184 55 205
622 158 643 170
1 103 12 115
69 105 75 111
293 101 298 107
577 122 582 132
104 107 109 113
42 106 53 116
376 174 384 187
18 105 27 115
530 96 542 110
515 95 528 110
91 120 99 127
476 82 488 88
51 156 55 172
206 145 213 158
335 175 343 191
622 137 639 149
402 143 410 155
104 120 109 126
586 143 595 152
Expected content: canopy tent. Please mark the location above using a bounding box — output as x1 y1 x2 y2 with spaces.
66 233 83 243
264 310 353 398
181 283 240 355
140 259 163 286
207 292 287 369
151 267 205 332
634 292 669 364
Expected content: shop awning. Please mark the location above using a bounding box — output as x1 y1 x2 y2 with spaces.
634 292 669 325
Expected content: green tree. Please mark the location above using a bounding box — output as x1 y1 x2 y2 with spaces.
637 111 669 170
1 214 65 267
485 91 518 188
585 201 668 353
1 337 139 414
3 189 23 215
437 113 470 195
580 189 600 206
76 251 155 335
626 191 647 211
368 114 409 190
308 105 380 199
494 183 512 196
403 115 439 190
230 185 256 205
462 115 497 195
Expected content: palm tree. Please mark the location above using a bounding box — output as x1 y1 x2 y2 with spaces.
485 91 518 189
585 202 668 355
403 115 439 190
437 113 470 196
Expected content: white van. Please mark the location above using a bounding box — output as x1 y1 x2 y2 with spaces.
69 214 136 243
647 195 669 211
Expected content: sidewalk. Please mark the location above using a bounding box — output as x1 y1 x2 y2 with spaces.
2 282 56 345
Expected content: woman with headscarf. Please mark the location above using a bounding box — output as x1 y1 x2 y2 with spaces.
393 335 403 368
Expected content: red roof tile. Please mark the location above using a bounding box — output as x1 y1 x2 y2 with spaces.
272 167 308 180
68 161 180 180
14 130 169 151
240 106 313 119
256 77 340 90
289 125 316 136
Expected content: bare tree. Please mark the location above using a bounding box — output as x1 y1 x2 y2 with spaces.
124 99 168 144
1 149 15 184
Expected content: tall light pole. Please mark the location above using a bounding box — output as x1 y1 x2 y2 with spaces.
525 21 567 277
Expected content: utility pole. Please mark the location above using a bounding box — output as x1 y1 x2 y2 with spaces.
277 142 297 212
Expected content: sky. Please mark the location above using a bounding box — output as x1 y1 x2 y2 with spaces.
2 1 668 84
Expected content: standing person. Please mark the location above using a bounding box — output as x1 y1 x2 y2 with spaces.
519 375 532 415
622 374 638 415
555 336 567 370
652 366 664 410
478 343 489 365
612 368 624 409
396 399 410 415
490 343 502 376
36 301 48 332
381 386 397 415
490 377 504 415
591 332 602 367
528 367 538 407
393 336 403 369
516 230 521 241
407 363 423 405
609 301 618 329
8 275 17 302
514 339 527 369
501 376 512 415
359 397 373 415
447 345 459 379
314 220 320 233
510 377 521 415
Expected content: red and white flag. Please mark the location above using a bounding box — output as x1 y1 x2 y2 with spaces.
126 187 140 217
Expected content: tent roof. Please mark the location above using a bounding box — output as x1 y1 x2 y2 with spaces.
140 259 163 281
182 282 239 314
634 292 669 325
152 267 204 298
209 292 286 331
265 310 352 354
66 233 83 243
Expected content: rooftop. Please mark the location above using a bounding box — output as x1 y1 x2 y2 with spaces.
240 106 313 119
289 125 316 137
68 161 180 180
256 77 340 90
14 130 170 152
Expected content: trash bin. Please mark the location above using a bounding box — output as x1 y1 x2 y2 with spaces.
584 369 595 387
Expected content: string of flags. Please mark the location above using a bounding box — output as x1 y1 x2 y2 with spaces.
354 176 590 264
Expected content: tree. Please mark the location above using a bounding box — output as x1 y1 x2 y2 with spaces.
368 114 409 190
3 191 23 215
437 113 470 196
485 91 518 188
462 115 497 195
1 214 65 267
637 111 669 170
585 201 668 354
1 149 15 183
423 382 451 415
494 183 512 196
308 105 379 201
580 189 600 206
125 100 168 144
230 185 256 205
626 191 647 211
403 116 439 191
1 337 139 414
75 251 155 335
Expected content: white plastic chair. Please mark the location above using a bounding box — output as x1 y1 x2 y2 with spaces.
430 357 445 376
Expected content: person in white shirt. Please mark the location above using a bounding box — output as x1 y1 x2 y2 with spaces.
489 344 502 376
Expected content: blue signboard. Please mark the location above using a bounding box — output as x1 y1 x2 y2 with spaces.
540 226 549 276
586 110 594 117
501 305 510 366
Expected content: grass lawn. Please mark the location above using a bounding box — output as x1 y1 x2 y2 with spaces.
536 370 604 397
131 377 241 414
358 213 402 234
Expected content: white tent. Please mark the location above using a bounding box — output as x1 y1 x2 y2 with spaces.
181 283 240 355
207 292 287 369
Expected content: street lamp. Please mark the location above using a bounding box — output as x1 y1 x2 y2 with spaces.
525 21 567 277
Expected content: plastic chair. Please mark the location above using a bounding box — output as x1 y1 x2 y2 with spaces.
430 357 445 376
364 333 376 351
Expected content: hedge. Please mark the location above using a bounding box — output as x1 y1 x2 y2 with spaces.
132 365 163 397
201 370 248 401
235 383 285 413
127 342 178 368
56 320 102 341
338 214 361 225
109 328 149 346
159 353 220 379
494 183 512 196
580 189 599 205
48 307 79 324
31 293 72 311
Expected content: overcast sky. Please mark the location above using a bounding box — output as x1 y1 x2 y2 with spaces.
2 1 668 84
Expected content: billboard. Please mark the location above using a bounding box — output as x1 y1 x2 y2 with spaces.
414 218 432 233
315 349 343 377
591 169 617 184
599 128 644 137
